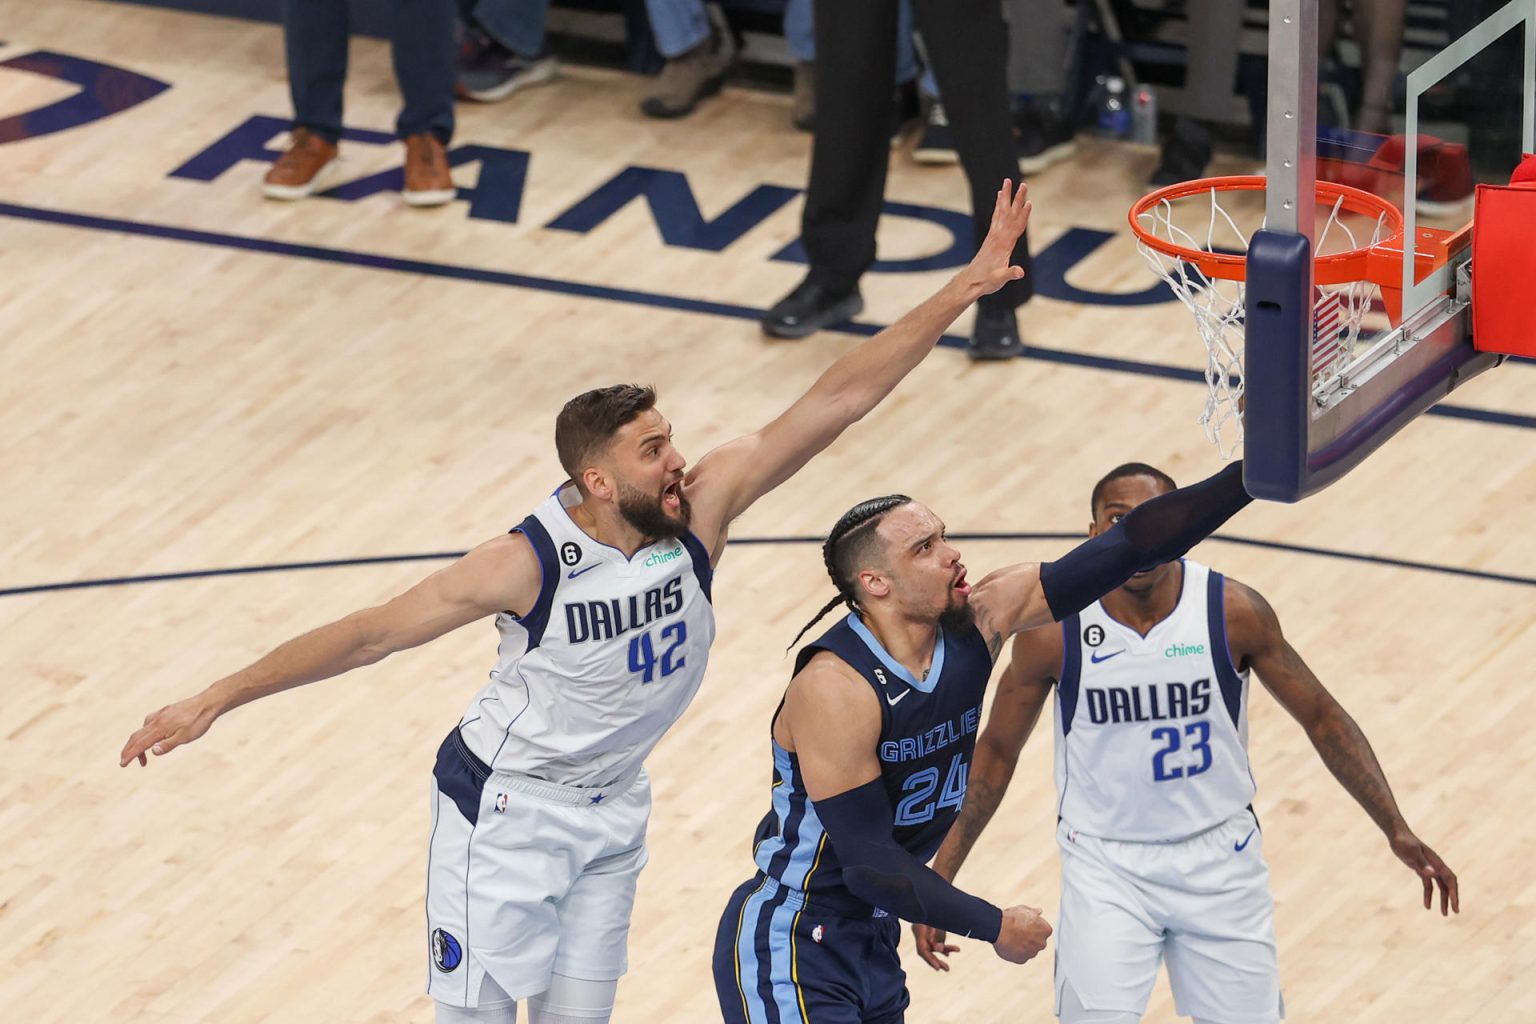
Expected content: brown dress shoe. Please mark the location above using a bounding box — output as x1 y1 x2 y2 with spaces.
262 127 339 201
402 133 456 207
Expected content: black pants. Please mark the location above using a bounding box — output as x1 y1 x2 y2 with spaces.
803 0 1031 310
282 0 456 144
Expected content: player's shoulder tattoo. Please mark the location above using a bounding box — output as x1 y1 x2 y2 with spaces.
986 629 1004 661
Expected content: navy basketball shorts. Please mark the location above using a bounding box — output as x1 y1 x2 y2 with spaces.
713 875 909 1024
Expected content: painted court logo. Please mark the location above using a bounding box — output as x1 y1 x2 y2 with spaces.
431 928 463 973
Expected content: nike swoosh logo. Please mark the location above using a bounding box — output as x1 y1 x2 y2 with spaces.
885 690 910 706
1234 829 1256 852
1089 649 1125 664
567 565 599 580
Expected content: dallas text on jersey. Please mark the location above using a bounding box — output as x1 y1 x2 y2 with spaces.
1086 678 1213 725
565 576 685 644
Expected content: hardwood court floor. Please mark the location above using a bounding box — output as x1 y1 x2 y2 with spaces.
1 2 1534 1021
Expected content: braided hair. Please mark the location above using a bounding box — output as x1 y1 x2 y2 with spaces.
788 494 913 650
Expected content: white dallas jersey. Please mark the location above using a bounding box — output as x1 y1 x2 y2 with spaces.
1054 560 1256 842
456 484 718 788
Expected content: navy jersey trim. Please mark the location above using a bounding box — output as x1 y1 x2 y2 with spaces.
433 729 491 826
1206 570 1244 728
509 516 560 650
1056 614 1081 819
1058 614 1083 737
682 530 715 602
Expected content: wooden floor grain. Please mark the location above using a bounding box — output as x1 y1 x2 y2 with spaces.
1 3 1533 1020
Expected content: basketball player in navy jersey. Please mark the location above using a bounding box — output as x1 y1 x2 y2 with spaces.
119 185 1037 1024
716 458 1263 1024
913 464 1459 1024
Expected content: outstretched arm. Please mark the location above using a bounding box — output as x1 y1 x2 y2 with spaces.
914 629 1058 971
685 182 1033 556
1227 578 1459 916
119 533 541 767
783 656 1051 963
968 461 1253 643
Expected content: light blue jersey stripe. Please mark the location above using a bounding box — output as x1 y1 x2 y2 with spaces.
753 744 798 870
847 612 945 692
767 897 807 1024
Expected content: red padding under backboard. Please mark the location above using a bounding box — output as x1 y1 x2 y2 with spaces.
1472 153 1536 356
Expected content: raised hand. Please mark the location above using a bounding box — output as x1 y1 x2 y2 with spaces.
1390 831 1460 916
963 179 1032 296
119 694 219 767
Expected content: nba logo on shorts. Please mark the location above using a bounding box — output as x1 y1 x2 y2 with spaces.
811 924 824 944
494 792 508 813
431 928 462 973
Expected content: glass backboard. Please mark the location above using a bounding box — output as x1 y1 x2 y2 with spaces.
1243 0 1534 501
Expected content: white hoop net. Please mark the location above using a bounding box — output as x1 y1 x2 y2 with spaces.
1134 187 1392 458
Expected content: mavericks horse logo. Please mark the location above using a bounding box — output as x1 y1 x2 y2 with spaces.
431 928 463 972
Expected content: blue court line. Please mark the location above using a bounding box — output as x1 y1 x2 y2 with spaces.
2 531 1531 598
1 200 1532 431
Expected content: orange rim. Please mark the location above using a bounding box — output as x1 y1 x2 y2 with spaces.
1128 174 1406 285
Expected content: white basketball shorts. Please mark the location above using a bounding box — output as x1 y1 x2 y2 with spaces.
425 731 651 1007
1054 809 1284 1024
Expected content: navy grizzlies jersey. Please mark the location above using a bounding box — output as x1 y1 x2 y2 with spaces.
751 613 994 907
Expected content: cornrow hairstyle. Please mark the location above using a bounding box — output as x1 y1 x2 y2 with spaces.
788 494 913 651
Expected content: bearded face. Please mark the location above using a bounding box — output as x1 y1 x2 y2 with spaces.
616 478 692 540
938 599 977 634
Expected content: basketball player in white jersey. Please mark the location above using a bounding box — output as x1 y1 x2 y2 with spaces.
118 183 1034 1024
912 463 1459 1024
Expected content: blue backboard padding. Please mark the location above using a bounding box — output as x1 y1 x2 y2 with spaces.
1243 229 1496 503
1243 229 1313 502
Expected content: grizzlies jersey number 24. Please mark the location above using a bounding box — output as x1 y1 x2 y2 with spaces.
751 613 994 906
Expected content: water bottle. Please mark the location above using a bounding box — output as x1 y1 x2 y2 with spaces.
1096 75 1132 139
1132 85 1158 144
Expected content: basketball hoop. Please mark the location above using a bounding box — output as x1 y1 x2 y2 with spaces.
1129 175 1406 457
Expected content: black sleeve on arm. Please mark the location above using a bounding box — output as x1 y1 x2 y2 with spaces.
1038 461 1252 621
815 779 1004 942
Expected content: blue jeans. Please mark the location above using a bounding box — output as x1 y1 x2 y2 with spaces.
782 0 919 83
646 0 917 79
643 0 714 59
459 0 551 58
